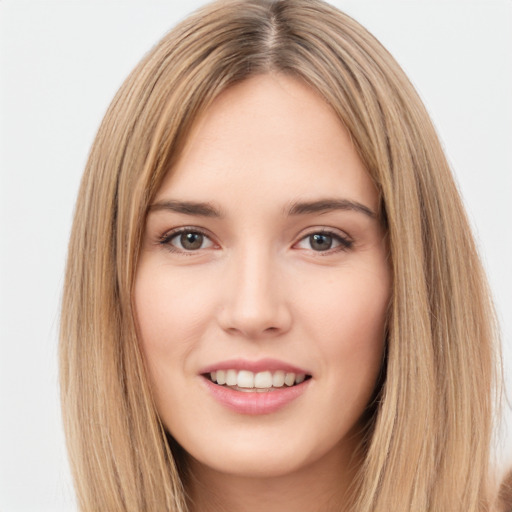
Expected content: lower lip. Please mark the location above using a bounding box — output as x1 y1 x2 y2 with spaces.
201 376 311 415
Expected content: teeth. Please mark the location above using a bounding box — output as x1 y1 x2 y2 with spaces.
237 370 254 388
208 369 308 389
284 372 295 386
226 369 237 386
272 370 285 387
254 371 272 388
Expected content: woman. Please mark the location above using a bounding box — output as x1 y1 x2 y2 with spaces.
59 0 509 510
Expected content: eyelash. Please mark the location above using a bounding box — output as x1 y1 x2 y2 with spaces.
158 227 214 255
158 227 353 255
295 229 353 254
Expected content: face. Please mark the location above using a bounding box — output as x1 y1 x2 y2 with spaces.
135 74 390 480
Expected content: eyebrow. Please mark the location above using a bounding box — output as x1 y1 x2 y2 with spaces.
286 198 377 218
148 197 377 219
149 200 224 218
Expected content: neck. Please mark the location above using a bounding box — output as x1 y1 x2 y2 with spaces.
184 442 362 512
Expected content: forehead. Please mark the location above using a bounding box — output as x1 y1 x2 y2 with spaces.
155 74 378 213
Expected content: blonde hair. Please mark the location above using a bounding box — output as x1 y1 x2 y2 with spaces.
60 0 502 510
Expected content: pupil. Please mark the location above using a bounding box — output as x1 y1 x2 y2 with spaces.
181 232 203 250
311 234 332 251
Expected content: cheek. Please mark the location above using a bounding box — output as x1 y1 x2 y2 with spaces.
134 264 216 356
134 272 195 416
320 301 386 402
296 262 389 402
133 264 212 419
298 261 389 345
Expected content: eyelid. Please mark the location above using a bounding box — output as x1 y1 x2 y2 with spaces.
158 226 218 253
156 225 353 255
293 227 353 253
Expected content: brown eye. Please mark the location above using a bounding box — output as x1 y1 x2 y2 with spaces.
309 233 333 251
162 230 214 252
295 230 353 253
179 232 204 250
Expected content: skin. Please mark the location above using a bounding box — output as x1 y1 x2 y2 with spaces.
135 74 391 512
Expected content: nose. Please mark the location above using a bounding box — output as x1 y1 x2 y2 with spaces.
217 247 292 340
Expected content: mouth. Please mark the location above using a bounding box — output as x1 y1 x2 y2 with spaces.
204 369 312 392
200 361 313 414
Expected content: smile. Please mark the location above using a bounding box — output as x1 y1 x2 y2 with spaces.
200 361 313 414
207 369 310 391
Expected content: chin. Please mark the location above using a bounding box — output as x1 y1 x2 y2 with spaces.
189 447 313 480
178 424 350 482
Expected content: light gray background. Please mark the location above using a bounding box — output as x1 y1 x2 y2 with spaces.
1 1 511 510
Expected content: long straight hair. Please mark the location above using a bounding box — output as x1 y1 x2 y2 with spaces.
60 1 502 510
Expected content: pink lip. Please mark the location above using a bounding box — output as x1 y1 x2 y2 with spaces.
201 376 311 415
199 358 310 375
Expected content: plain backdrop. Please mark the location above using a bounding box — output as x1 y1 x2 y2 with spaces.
1 1 511 510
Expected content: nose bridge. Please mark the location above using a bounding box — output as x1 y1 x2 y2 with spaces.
219 241 291 338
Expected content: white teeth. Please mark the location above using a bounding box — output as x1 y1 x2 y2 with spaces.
209 369 308 389
295 373 305 384
284 372 295 386
226 369 237 386
254 371 273 388
237 370 254 388
272 370 285 387
216 370 226 385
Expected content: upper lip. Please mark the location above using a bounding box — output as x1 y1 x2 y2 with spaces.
199 358 311 376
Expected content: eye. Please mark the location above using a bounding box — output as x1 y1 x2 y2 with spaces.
160 229 215 252
295 231 352 252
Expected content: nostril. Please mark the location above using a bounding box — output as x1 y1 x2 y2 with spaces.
216 280 293 338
